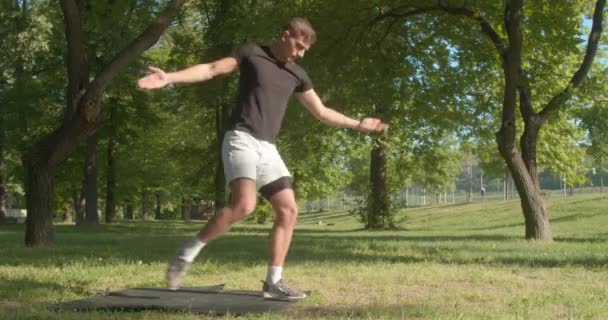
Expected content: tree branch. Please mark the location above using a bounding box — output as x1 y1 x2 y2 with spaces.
505 0 523 103
370 6 437 26
202 0 212 26
496 0 523 151
370 4 506 61
517 68 535 120
373 18 400 47
85 0 188 100
539 0 606 119
59 0 88 119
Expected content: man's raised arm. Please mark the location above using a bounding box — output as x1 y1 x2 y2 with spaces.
137 57 238 89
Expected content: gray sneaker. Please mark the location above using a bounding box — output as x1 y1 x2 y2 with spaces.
262 279 307 301
167 257 191 290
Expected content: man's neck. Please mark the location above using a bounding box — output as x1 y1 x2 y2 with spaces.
269 43 287 63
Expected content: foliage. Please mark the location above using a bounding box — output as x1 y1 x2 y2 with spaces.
577 65 608 178
538 112 589 187
252 197 272 224
0 0 64 189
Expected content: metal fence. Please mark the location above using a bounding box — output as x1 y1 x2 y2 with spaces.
299 187 605 213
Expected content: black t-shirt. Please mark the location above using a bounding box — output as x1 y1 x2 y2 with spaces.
228 42 313 142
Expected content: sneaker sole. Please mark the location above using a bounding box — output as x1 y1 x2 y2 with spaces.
262 291 307 301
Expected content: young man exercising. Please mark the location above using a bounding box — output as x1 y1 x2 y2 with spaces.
137 17 388 301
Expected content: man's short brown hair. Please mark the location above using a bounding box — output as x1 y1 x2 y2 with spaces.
283 17 317 44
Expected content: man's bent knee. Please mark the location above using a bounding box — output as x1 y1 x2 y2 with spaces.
275 205 298 226
231 200 256 220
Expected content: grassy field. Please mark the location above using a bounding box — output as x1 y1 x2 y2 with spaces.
1 193 607 319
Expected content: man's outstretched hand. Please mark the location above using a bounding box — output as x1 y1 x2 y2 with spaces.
137 66 170 89
356 118 389 133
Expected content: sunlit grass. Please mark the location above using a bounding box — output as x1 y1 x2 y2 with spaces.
1 193 607 319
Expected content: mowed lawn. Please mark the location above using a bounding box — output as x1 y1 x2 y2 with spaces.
1 193 607 319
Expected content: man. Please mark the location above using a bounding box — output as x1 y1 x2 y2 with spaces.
137 17 388 301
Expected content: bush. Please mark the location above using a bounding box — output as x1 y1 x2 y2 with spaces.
253 199 272 224
349 189 399 229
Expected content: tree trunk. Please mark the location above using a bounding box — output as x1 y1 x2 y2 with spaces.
155 192 162 220
23 161 55 247
23 107 94 244
422 188 426 205
73 188 85 225
214 103 230 210
181 197 190 220
125 203 134 220
191 198 200 220
519 117 551 243
83 130 99 225
504 169 509 200
207 0 239 211
468 164 473 203
6 191 14 210
498 143 552 240
0 146 6 220
600 159 604 193
141 190 148 219
62 207 72 223
367 134 393 229
105 113 117 223
520 112 543 189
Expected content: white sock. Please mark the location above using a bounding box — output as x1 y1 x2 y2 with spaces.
177 237 206 263
266 265 283 284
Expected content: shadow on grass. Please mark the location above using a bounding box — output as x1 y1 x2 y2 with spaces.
466 222 525 231
464 208 607 232
554 235 608 243
288 302 442 319
550 211 607 224
1 222 607 271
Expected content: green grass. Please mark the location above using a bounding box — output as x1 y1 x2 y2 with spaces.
1 193 607 319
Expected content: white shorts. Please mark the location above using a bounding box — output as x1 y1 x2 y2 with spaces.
221 130 290 190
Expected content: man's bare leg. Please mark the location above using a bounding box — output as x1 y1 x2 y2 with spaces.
262 187 306 300
196 178 257 242
167 178 256 289
267 187 298 268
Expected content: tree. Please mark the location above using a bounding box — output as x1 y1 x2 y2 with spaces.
104 100 118 222
23 0 186 247
369 0 605 240
77 1 152 226
197 0 240 210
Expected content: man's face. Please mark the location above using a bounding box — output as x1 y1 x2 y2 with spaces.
280 30 312 63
